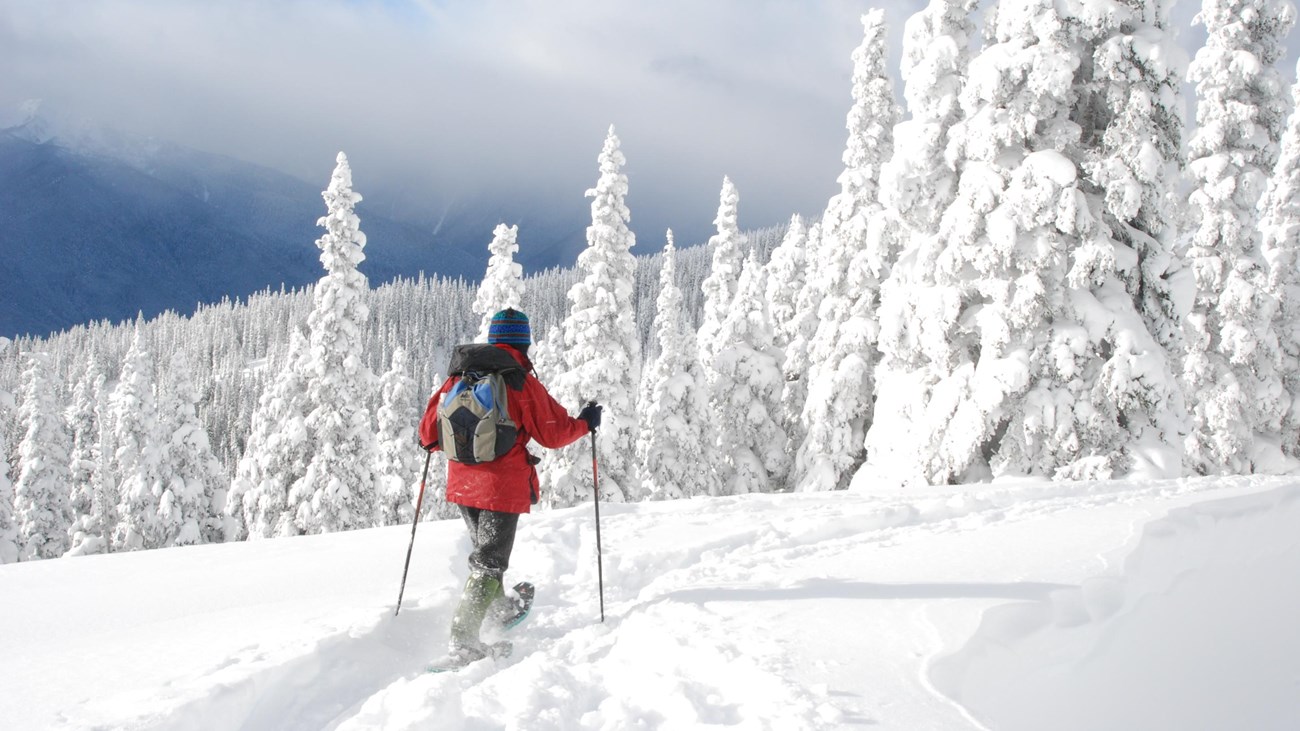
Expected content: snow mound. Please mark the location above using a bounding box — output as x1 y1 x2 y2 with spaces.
931 483 1300 731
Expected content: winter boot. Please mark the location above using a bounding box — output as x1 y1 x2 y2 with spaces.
488 581 535 630
449 571 504 656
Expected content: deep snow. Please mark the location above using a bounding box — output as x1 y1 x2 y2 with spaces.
3 475 1298 730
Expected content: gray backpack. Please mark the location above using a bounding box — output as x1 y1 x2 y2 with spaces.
437 367 520 464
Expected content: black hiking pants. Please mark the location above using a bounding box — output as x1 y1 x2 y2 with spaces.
459 506 519 579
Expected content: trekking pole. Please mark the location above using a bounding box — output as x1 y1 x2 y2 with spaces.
395 450 434 617
588 402 605 623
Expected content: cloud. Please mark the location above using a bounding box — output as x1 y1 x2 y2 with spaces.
4 0 1294 262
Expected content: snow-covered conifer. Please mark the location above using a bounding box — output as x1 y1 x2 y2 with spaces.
375 348 421 525
13 352 73 559
1182 0 1295 472
871 0 1142 484
1076 0 1190 475
696 177 744 378
766 215 809 354
0 413 14 563
157 351 225 546
0 370 15 564
636 233 716 500
765 216 811 444
539 127 640 507
795 10 900 491
227 334 310 539
65 357 109 554
1258 59 1300 458
290 152 379 533
781 220 824 453
868 0 975 485
711 252 788 494
473 224 526 341
880 0 975 236
109 331 165 551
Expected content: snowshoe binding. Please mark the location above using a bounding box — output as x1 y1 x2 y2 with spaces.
426 640 512 673
490 581 535 631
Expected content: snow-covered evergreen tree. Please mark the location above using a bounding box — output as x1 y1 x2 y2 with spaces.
636 233 716 500
880 0 975 236
0 418 13 559
1182 0 1295 472
473 223 526 341
696 177 744 379
1259 59 1300 457
539 126 640 507
65 357 109 555
226 334 310 539
781 220 825 457
765 215 809 353
872 0 1147 484
290 152 379 533
0 380 14 562
1077 0 1191 476
13 352 73 559
765 216 812 446
109 330 165 551
868 0 975 486
795 10 900 491
157 351 225 546
375 348 421 525
711 252 788 494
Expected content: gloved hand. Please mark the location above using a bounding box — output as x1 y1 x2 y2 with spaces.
578 402 602 432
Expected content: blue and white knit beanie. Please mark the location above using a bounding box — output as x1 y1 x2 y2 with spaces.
488 308 531 345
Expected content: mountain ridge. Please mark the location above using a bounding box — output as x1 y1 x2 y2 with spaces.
0 122 592 338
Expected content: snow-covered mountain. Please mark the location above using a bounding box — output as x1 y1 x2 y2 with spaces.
0 113 592 338
2 475 1296 730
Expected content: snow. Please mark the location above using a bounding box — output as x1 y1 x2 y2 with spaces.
3 475 1297 730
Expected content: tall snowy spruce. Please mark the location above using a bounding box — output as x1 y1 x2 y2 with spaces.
1077 0 1191 475
1183 0 1295 473
13 352 73 559
157 352 225 546
879 0 975 236
291 152 379 533
228 153 378 537
874 0 1168 484
65 357 105 553
0 377 17 563
764 215 812 444
226 334 311 538
375 348 422 526
110 329 165 551
711 252 789 494
697 177 745 382
636 233 716 500
473 223 526 341
1259 60 1300 456
539 127 640 507
795 10 900 491
868 0 976 484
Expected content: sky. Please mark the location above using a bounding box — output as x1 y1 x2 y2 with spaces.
1 0 1298 255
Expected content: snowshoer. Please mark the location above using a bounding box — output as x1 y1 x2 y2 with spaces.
419 308 602 666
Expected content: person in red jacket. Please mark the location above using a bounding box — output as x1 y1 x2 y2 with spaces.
418 308 600 662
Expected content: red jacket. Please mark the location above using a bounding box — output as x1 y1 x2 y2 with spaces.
418 344 590 514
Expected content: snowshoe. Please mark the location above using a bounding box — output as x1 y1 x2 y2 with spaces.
426 640 512 673
490 581 535 631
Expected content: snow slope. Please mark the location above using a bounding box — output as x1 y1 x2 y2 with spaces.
2 476 1298 730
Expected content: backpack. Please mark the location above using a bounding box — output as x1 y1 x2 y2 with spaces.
437 369 519 464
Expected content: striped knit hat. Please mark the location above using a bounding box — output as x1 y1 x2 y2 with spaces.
487 308 531 345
